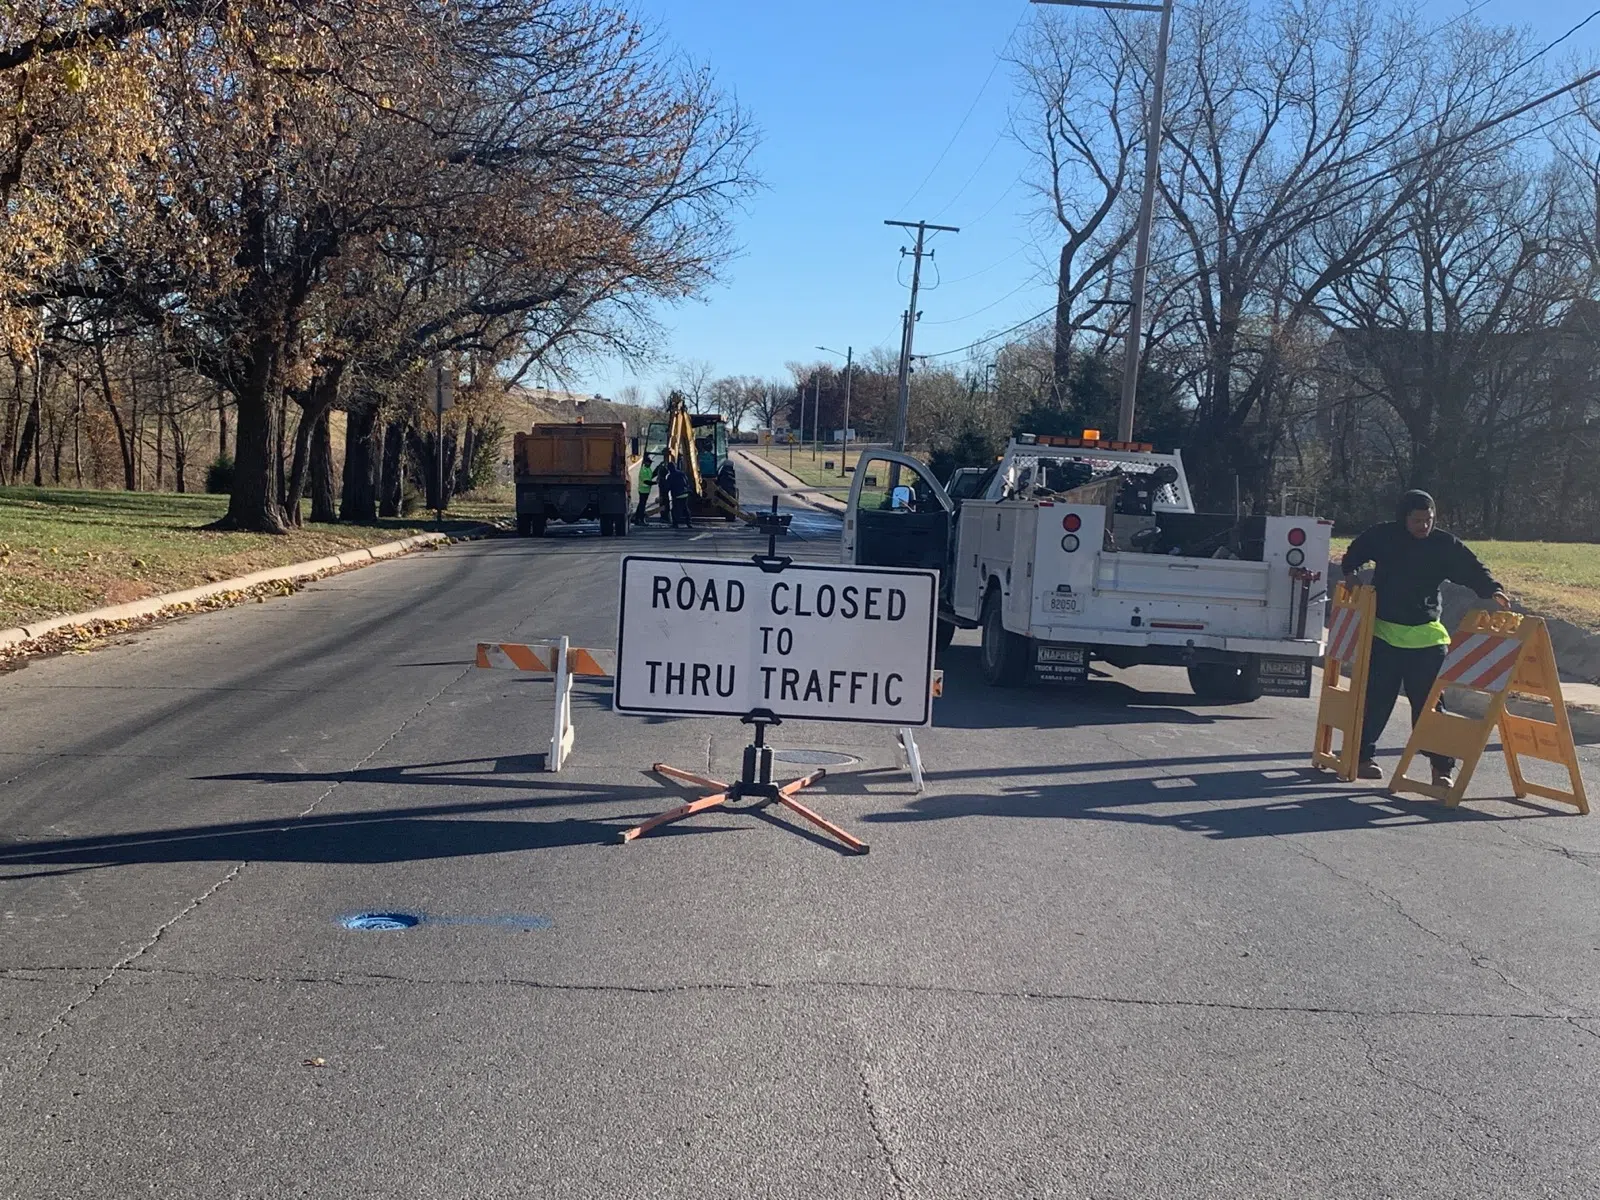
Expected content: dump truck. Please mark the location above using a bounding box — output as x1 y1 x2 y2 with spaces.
513 422 637 538
842 434 1331 702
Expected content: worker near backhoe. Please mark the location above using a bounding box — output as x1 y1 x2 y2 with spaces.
634 453 655 525
1340 490 1509 787
661 454 691 529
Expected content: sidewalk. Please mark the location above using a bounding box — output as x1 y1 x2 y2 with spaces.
735 450 847 514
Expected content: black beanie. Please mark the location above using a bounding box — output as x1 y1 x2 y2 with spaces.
1397 489 1435 520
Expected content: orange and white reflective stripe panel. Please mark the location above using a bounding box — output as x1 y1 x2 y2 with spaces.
1326 605 1363 663
1438 632 1523 693
475 642 555 672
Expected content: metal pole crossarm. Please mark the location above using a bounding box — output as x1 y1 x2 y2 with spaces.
884 219 962 233
1031 0 1165 10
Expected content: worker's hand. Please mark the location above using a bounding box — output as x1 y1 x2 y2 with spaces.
1492 590 1511 609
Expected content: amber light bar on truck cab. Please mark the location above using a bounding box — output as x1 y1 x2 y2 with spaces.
1016 432 1157 452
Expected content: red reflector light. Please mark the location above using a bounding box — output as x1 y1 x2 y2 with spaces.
1288 527 1307 546
1062 513 1082 533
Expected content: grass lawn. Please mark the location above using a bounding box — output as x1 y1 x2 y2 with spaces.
746 444 934 498
0 486 489 628
1333 536 1600 632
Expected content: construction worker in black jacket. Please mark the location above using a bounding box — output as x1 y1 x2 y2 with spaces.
1340 490 1509 786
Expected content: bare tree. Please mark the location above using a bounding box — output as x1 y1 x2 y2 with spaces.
1011 9 1144 403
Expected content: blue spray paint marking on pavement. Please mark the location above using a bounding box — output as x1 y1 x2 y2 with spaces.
338 911 551 932
341 912 421 930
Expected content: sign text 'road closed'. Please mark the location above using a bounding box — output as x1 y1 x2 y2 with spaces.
614 556 938 725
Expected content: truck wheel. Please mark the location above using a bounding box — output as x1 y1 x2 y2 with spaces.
1187 662 1263 704
517 514 533 537
528 514 547 538
614 512 630 538
980 590 1029 687
935 619 957 653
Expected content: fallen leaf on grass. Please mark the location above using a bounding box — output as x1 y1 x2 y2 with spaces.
303 1058 327 1068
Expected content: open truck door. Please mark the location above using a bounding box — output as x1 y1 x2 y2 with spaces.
842 451 954 573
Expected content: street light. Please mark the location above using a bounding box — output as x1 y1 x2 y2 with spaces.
1032 0 1173 443
817 344 854 477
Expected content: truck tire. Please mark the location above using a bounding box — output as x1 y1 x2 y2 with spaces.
615 511 630 538
1187 661 1263 704
935 618 957 653
519 513 547 538
980 590 1029 687
599 514 617 537
717 462 739 520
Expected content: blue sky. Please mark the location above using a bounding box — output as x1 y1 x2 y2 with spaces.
573 0 1600 403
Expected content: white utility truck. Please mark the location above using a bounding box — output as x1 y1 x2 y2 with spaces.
841 434 1330 702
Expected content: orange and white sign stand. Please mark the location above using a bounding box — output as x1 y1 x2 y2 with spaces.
1390 611 1588 812
1311 582 1377 781
474 639 615 772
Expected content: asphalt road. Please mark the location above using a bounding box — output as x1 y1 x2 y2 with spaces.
3 461 1600 1198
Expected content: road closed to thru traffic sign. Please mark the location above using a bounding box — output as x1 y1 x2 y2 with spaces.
614 555 938 725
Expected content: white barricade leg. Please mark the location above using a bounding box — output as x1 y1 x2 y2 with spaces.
897 728 925 793
550 635 574 772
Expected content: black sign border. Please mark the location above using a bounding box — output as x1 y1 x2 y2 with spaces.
613 554 939 726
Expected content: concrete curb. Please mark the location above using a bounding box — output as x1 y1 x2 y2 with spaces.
1446 686 1600 745
0 526 497 653
736 450 848 514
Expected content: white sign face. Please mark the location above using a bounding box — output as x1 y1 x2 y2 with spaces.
615 556 938 726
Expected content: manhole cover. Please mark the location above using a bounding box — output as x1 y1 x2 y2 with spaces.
772 749 859 766
341 912 420 931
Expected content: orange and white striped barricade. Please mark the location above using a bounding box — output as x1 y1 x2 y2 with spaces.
895 670 944 792
474 638 616 772
1390 611 1588 812
1311 582 1376 781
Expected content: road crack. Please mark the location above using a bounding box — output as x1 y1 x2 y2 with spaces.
858 1053 911 1199
14 964 1595 1025
4 864 241 1091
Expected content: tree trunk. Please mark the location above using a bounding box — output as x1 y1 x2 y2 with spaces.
379 419 405 517
341 404 381 522
14 390 39 483
170 409 187 494
1051 244 1073 408
309 411 338 523
92 338 136 491
219 346 289 533
454 415 476 495
283 366 344 525
217 386 230 459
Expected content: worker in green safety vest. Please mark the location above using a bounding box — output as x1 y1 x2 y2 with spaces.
633 453 655 525
1340 489 1509 787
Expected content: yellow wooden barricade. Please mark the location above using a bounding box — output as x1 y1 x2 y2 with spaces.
1311 582 1376 781
1390 610 1588 813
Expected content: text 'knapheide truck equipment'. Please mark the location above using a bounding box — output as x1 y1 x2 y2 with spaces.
513 422 639 539
842 433 1331 702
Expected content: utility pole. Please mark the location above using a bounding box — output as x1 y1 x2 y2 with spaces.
1031 0 1172 442
885 219 959 452
432 358 454 526
818 344 853 476
812 374 821 459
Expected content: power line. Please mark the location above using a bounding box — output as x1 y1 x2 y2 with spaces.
923 276 1048 324
939 241 1031 284
896 14 1028 213
917 303 1056 360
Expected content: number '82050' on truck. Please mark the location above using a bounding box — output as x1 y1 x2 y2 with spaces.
841 436 1331 703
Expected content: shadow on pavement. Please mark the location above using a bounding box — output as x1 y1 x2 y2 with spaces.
0 791 718 874
863 765 1565 839
933 648 1267 729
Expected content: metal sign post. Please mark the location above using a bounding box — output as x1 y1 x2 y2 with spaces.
432 360 454 525
614 501 938 852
